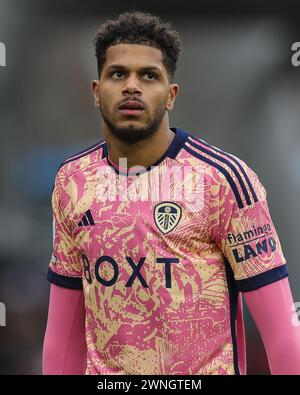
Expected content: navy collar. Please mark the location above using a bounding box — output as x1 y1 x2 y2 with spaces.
102 127 188 175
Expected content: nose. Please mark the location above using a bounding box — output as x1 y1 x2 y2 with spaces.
122 73 142 96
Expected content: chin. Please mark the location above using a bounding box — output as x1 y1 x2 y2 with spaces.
119 122 146 130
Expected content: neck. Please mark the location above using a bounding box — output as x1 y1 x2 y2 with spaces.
103 117 175 169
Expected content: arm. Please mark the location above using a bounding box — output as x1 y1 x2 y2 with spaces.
243 277 300 374
42 284 87 375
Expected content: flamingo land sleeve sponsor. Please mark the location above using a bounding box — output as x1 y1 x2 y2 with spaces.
226 222 277 263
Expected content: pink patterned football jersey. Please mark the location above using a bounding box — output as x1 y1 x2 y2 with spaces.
48 127 287 375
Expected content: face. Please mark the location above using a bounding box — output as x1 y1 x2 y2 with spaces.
92 44 179 143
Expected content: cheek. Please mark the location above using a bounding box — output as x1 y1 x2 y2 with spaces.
100 92 115 111
99 83 117 104
148 89 169 107
152 93 169 111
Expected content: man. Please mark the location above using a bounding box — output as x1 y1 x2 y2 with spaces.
43 11 300 375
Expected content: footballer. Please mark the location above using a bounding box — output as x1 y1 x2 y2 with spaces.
43 11 300 375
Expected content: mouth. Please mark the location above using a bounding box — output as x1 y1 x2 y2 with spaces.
119 108 144 116
118 100 145 117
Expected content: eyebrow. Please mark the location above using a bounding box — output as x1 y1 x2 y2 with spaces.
106 64 162 73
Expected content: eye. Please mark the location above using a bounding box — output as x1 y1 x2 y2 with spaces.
112 71 125 79
143 72 157 80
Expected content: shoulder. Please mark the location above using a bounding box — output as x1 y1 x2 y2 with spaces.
182 132 266 209
54 139 107 185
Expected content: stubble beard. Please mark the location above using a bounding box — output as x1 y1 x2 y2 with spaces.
100 102 167 144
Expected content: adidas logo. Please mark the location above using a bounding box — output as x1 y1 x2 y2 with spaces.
78 210 95 227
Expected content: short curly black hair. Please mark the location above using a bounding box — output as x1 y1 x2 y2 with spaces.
93 11 181 82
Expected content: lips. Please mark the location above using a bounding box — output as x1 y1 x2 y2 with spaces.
118 100 145 110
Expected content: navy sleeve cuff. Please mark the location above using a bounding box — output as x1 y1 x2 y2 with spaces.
236 264 289 292
47 268 83 290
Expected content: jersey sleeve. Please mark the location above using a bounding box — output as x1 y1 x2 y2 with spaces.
210 158 288 292
47 168 83 289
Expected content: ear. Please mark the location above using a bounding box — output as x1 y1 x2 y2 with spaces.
166 83 179 111
92 80 100 108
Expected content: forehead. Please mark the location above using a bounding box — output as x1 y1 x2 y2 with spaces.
103 44 165 70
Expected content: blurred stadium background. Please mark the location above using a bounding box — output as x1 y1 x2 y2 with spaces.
0 0 299 374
